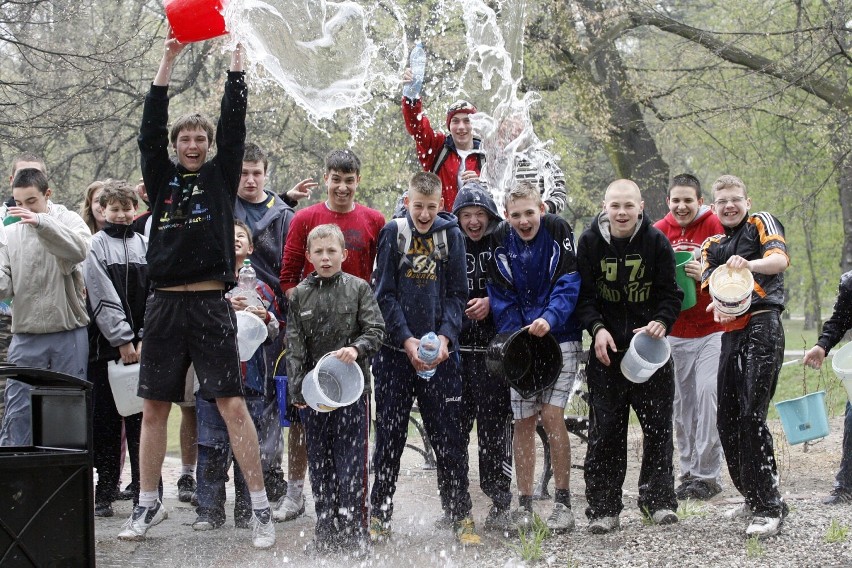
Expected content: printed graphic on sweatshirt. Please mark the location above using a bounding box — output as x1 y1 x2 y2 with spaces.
159 173 211 230
597 253 651 303
466 250 491 291
405 235 438 282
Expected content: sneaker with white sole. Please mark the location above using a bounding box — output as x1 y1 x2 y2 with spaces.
272 494 306 522
176 474 196 503
650 509 678 525
250 508 276 549
546 503 575 532
483 505 512 532
117 500 168 540
453 516 482 546
510 506 534 530
588 516 619 534
745 515 781 538
724 503 752 520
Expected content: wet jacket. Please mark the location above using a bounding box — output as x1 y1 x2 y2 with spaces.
487 214 582 343
84 223 149 362
654 206 724 338
234 190 294 293
286 271 385 404
402 97 483 210
0 202 91 334
816 270 852 355
138 71 247 289
700 212 788 313
452 183 502 348
576 213 682 350
374 211 467 349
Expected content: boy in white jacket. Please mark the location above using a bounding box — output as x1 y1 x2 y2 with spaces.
0 168 91 446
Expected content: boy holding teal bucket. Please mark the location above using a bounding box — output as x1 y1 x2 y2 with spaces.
803 271 852 506
654 174 725 501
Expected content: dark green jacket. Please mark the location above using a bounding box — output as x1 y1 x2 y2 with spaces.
286 271 385 404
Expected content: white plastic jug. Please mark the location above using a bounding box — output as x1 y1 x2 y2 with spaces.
107 360 143 417
302 353 364 412
831 341 852 402
235 310 268 361
620 332 671 384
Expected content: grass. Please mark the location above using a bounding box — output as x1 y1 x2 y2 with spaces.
676 499 708 519
745 536 765 558
824 519 849 544
510 512 550 562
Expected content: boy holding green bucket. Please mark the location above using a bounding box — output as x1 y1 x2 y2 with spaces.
286 224 384 556
701 174 789 538
654 174 725 501
803 271 852 506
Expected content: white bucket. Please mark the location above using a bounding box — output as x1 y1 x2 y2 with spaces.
620 332 671 384
831 342 852 402
302 353 364 412
235 310 268 361
709 265 754 317
107 360 143 417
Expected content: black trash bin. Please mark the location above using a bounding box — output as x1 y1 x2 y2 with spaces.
0 366 94 568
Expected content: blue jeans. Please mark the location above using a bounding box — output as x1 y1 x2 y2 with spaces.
836 401 852 491
194 394 266 525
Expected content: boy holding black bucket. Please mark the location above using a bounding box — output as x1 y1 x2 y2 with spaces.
701 174 789 538
451 180 514 532
575 179 682 534
286 223 384 556
487 181 582 532
653 174 725 501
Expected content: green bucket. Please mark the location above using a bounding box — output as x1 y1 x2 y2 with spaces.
674 251 697 311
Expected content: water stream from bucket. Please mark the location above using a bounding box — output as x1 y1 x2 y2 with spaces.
223 0 558 208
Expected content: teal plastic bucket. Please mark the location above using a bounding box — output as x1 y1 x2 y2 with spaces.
775 391 829 445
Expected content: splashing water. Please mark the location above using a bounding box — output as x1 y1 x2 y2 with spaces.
224 0 407 135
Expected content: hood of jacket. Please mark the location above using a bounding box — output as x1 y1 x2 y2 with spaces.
594 210 649 243
451 180 502 235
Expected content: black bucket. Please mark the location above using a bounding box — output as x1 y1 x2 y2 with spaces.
486 329 563 398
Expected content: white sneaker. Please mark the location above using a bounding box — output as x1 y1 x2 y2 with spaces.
272 494 306 522
724 503 752 520
650 509 678 525
510 506 533 530
117 500 168 541
250 508 276 549
546 503 575 532
746 516 781 538
588 516 619 534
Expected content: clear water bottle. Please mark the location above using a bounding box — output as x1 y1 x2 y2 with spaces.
237 259 262 307
403 42 426 100
417 331 440 380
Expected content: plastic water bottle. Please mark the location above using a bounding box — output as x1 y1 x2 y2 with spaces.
403 42 426 100
237 259 262 307
417 331 440 380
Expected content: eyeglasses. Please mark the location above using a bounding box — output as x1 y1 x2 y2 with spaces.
713 196 746 207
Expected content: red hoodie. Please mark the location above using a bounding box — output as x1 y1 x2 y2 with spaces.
654 207 725 338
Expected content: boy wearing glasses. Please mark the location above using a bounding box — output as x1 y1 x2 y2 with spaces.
700 175 789 539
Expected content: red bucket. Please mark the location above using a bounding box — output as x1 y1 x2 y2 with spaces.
165 0 228 43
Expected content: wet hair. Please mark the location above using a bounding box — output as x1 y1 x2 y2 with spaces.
12 168 49 193
712 174 747 197
504 181 542 209
80 180 106 233
169 113 216 148
325 149 361 175
10 152 46 178
234 219 254 248
306 223 346 251
408 171 441 197
669 173 702 199
243 142 268 172
98 179 138 209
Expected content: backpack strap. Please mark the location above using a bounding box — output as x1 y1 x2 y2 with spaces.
432 229 448 262
430 146 451 174
394 218 412 269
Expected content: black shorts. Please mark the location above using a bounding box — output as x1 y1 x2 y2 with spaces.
139 290 244 402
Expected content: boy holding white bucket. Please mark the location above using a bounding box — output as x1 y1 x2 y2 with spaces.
286 224 384 556
653 174 725 501
575 179 682 534
192 220 283 531
83 181 149 517
486 181 582 532
803 271 852 506
701 174 789 538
